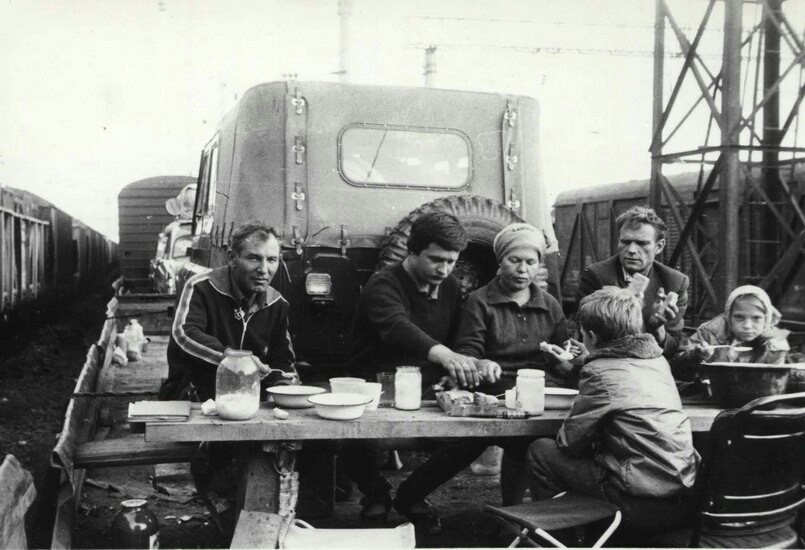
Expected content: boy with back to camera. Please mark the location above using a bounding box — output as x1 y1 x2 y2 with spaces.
526 287 699 538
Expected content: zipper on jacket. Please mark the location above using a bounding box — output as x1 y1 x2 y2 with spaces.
239 313 251 349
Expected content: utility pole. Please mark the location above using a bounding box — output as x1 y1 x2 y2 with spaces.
719 0 743 305
424 46 437 88
338 0 352 83
758 0 783 275
649 0 665 214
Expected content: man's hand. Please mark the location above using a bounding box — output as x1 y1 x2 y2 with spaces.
429 345 480 388
475 359 502 384
648 287 679 330
255 359 300 384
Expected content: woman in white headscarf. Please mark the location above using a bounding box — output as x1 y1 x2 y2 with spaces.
687 285 789 365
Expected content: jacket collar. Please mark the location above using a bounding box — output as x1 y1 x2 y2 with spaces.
206 265 282 309
614 255 654 285
588 334 663 361
487 277 548 309
401 257 440 300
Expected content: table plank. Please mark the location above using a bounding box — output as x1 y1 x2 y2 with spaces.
146 404 722 443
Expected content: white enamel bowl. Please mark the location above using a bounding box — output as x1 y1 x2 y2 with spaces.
266 385 326 409
308 392 373 420
545 388 579 410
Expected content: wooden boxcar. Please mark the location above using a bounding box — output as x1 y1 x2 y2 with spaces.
117 176 196 289
0 184 117 325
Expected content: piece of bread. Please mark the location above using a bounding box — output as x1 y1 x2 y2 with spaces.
444 389 474 405
540 341 573 361
628 273 650 296
473 392 498 407
666 291 679 308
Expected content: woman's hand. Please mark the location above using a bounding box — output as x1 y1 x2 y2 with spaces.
540 341 574 361
475 359 502 384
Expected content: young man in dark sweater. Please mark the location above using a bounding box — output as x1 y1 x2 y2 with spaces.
343 211 480 533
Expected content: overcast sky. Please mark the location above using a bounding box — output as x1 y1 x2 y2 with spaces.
1 0 803 241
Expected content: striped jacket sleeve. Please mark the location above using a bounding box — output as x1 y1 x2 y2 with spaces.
171 276 225 366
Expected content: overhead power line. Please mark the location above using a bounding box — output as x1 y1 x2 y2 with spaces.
406 14 732 35
405 42 801 61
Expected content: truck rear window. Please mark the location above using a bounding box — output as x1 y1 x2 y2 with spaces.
338 124 471 189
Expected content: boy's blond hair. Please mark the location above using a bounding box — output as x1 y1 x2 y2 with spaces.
578 286 644 343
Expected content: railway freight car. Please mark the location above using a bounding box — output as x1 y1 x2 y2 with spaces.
117 176 196 291
0 184 117 331
554 163 805 329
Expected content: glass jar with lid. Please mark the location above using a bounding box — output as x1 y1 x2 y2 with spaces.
516 368 545 415
215 348 264 420
394 366 422 410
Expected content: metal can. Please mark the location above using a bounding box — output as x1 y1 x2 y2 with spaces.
111 499 159 549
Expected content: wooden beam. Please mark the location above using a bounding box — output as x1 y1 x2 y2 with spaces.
230 511 282 550
579 212 598 264
559 207 582 285
74 438 197 468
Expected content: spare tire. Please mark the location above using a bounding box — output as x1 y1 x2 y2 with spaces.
378 195 538 296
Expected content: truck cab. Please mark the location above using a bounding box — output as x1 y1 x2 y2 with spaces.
184 80 558 371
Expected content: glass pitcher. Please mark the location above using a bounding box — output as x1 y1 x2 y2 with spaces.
215 349 264 420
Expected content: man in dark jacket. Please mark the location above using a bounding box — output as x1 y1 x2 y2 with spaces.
577 206 688 356
344 211 479 533
161 223 297 401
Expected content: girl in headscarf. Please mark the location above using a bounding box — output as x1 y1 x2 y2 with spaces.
686 285 789 365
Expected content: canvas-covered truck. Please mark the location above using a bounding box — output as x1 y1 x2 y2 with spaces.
183 80 558 374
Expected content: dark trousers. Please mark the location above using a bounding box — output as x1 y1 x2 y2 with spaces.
527 438 691 535
339 441 392 498
395 437 533 507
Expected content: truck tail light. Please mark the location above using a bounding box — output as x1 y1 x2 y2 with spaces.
305 273 332 296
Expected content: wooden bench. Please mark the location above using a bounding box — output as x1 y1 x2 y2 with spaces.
74 433 197 469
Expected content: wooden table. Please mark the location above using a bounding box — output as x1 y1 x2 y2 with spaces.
145 402 722 548
146 402 722 443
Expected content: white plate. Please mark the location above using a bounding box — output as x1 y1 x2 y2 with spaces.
266 385 326 409
308 392 373 420
545 387 579 410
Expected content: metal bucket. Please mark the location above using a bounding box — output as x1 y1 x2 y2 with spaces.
704 362 792 408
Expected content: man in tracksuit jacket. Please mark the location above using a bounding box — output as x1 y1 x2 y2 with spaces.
161 223 297 401
160 223 297 536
